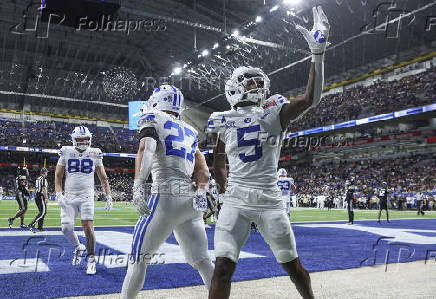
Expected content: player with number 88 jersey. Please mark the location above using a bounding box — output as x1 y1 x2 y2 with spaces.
55 125 113 275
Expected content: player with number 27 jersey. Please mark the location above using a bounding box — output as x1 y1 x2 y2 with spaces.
58 146 103 194
139 110 198 192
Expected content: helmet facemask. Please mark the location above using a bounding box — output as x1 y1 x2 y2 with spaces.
239 73 269 104
73 137 91 151
225 67 270 108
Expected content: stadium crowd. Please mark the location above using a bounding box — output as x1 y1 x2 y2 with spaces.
289 67 436 132
286 153 436 210
1 67 435 155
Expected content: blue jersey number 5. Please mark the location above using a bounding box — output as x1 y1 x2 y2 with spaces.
237 125 262 163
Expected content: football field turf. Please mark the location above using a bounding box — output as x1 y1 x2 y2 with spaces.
1 199 435 227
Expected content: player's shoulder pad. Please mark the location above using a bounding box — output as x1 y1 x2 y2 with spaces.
263 94 289 110
58 146 69 157
89 147 104 159
207 110 233 133
138 110 162 129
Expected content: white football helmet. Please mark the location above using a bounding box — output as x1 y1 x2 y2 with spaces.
277 168 287 177
71 126 92 151
225 66 270 108
147 84 184 114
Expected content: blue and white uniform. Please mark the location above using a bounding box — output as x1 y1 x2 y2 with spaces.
207 94 299 264
277 177 294 215
130 110 210 267
57 146 102 223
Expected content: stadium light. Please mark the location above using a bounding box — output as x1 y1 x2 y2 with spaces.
270 5 279 12
201 49 210 56
173 67 182 75
283 0 301 4
255 16 263 23
225 45 231 50
212 43 219 49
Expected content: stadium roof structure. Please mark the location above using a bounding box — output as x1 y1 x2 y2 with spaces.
0 0 435 112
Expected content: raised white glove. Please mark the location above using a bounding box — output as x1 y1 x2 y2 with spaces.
56 192 65 207
133 179 151 216
105 195 113 213
193 189 208 212
296 6 330 55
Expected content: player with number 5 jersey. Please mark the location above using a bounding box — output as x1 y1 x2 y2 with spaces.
208 6 330 299
55 126 113 275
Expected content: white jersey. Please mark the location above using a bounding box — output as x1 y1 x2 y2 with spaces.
0 186 3 200
207 94 289 207
138 110 198 194
57 146 103 194
277 177 294 201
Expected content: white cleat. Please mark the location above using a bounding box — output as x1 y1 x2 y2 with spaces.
86 257 96 275
72 243 86 266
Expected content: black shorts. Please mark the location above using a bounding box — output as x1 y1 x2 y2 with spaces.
16 196 28 211
379 200 388 210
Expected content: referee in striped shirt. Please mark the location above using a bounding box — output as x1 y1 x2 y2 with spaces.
29 168 49 232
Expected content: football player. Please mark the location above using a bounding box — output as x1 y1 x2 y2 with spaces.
120 85 214 299
55 126 113 275
8 175 30 229
377 182 390 223
207 6 329 299
277 168 296 217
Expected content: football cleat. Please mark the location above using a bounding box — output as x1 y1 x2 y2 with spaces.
29 224 37 233
86 257 96 275
8 218 13 228
72 243 86 266
20 224 27 229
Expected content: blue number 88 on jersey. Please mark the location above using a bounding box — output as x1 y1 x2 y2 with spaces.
67 159 93 174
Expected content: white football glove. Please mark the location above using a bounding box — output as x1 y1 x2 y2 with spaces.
133 179 151 216
56 192 65 207
296 6 330 55
193 189 208 212
105 195 113 213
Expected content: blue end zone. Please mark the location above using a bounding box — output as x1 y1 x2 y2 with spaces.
1 219 436 298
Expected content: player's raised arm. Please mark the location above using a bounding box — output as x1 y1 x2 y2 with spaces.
279 6 330 130
212 136 227 194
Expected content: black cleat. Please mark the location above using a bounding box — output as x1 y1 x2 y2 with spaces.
37 228 44 232
387 220 391 223
20 224 27 229
377 220 381 224
8 218 13 228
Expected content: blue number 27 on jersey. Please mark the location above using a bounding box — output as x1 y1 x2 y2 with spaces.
164 120 198 163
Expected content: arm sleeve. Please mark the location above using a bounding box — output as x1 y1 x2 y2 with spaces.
95 149 103 167
57 147 66 166
207 112 226 142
